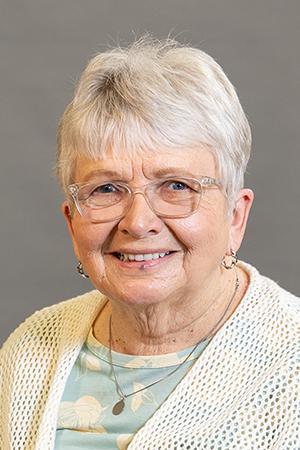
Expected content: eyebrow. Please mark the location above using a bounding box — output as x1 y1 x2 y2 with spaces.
81 169 126 182
153 167 198 178
80 166 201 183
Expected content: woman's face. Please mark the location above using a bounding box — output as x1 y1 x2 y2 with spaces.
63 146 252 306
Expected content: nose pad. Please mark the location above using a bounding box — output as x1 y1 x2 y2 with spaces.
131 190 154 212
118 192 163 237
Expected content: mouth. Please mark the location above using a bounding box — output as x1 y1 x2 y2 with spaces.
112 251 174 262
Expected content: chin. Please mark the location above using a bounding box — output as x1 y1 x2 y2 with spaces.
98 279 171 308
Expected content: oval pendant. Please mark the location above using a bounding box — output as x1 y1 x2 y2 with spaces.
112 398 125 415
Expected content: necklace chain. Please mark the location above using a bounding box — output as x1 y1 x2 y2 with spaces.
109 272 240 415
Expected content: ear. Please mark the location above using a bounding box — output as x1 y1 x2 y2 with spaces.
61 200 80 260
228 188 254 253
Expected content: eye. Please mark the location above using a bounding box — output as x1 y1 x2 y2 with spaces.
167 180 190 191
163 179 200 192
91 183 119 195
83 182 126 207
158 179 201 202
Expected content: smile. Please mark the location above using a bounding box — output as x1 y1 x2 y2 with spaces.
114 252 171 262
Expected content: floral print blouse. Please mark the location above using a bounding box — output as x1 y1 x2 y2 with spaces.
54 327 210 450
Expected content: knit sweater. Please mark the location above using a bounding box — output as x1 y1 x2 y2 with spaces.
0 263 299 449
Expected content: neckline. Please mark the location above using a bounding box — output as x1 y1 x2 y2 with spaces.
86 327 211 368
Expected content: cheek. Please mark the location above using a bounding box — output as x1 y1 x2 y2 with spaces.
73 224 113 284
72 222 113 259
171 210 230 264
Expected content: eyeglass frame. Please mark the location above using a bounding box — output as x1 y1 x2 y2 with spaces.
67 176 223 222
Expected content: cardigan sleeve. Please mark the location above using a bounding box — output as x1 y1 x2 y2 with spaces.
0 290 104 450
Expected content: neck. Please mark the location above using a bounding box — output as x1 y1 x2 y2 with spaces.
93 266 248 355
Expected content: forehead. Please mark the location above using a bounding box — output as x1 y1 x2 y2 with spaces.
74 145 217 182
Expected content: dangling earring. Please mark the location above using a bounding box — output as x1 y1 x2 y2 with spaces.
77 261 89 278
221 250 238 270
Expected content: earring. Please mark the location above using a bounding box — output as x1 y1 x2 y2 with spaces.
221 250 238 270
77 261 89 278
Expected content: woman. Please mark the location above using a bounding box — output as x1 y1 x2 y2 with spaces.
1 38 299 449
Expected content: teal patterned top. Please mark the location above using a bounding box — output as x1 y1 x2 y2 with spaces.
54 327 210 450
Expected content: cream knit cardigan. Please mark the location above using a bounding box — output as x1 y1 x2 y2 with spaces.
0 263 299 450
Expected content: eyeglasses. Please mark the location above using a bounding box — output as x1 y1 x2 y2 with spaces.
67 176 222 223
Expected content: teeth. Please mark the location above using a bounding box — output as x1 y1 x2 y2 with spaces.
135 254 144 261
118 252 170 261
143 254 153 261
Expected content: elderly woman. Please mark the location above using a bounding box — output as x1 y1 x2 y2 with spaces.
1 38 299 450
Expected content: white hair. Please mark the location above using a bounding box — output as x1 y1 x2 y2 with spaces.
56 36 251 207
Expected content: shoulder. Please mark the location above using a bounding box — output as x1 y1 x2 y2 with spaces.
241 261 300 321
276 283 300 325
0 290 105 355
239 262 299 363
263 277 300 355
0 291 106 445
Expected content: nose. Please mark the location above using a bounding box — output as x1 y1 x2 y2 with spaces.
117 192 163 238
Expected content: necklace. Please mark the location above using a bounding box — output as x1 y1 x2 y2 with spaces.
109 272 240 415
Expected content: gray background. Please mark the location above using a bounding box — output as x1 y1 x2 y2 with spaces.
1 0 299 345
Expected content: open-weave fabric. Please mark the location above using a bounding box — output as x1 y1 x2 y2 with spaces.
0 262 299 449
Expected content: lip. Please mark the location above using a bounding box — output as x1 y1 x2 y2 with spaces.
106 250 178 269
106 249 178 255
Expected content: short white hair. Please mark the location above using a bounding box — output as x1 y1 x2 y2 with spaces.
57 37 251 206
